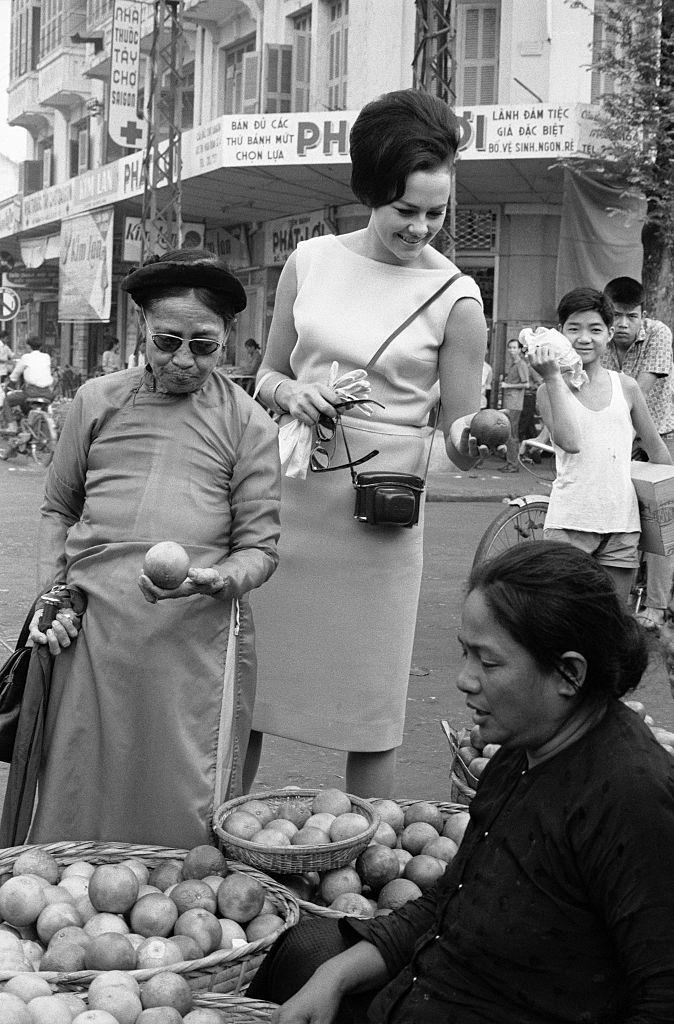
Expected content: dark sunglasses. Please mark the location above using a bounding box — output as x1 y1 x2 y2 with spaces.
310 399 383 474
141 309 222 357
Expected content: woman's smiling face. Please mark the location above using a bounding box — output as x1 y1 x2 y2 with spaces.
367 164 452 266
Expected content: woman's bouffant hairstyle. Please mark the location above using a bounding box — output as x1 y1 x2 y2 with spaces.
350 90 460 208
467 541 648 703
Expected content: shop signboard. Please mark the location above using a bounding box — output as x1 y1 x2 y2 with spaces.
22 182 73 231
0 197 21 239
122 216 205 263
108 0 145 149
263 210 334 266
59 208 114 322
203 226 250 269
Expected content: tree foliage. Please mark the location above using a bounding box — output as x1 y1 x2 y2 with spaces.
567 0 674 316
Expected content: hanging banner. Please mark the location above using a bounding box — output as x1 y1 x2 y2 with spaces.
108 0 145 149
122 216 205 263
59 208 114 322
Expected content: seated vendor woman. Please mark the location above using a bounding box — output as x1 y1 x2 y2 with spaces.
249 541 674 1024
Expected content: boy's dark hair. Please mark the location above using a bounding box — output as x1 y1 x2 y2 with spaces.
603 276 644 310
557 287 614 329
350 89 460 208
26 337 42 351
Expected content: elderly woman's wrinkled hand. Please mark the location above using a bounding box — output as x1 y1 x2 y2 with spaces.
138 566 232 603
28 607 82 656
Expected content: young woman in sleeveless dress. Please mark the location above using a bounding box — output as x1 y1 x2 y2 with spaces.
248 90 488 797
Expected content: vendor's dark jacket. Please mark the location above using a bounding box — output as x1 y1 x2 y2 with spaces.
345 700 674 1023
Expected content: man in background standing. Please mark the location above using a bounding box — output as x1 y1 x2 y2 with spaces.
0 330 14 431
602 276 674 631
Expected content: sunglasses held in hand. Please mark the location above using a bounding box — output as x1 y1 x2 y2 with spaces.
310 399 384 474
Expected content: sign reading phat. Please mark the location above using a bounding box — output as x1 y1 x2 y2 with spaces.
263 210 334 266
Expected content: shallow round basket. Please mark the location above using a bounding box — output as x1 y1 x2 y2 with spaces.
297 798 470 919
443 724 479 803
213 789 379 873
0 841 299 994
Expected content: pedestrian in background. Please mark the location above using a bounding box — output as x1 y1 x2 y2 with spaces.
101 338 121 374
0 330 14 431
8 336 53 400
602 276 674 631
247 89 487 798
499 337 529 472
127 338 146 368
480 355 492 409
241 338 262 396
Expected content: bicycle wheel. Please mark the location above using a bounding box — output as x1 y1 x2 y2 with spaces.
28 410 56 468
472 500 549 568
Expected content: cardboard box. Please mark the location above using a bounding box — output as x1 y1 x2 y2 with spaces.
630 462 674 555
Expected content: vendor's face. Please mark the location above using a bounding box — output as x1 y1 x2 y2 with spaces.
457 589 567 751
368 164 451 266
142 292 229 394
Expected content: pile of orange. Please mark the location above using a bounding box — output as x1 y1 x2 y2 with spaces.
0 845 284 989
271 796 471 918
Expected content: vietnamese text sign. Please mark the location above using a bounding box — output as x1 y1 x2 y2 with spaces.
122 216 205 263
108 0 144 149
203 227 251 269
455 103 602 160
263 210 334 266
59 208 114 322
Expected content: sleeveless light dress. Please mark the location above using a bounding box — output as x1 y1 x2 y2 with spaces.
544 370 640 533
251 234 482 751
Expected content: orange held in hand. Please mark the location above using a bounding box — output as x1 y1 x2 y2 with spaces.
143 541 190 589
469 409 511 448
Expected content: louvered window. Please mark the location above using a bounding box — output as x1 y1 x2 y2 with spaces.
292 10 312 111
222 35 256 115
265 44 292 113
457 2 498 106
327 0 348 110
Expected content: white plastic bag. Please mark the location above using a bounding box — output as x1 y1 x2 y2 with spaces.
519 326 589 390
279 361 373 479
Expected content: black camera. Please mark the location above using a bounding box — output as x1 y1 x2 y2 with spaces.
353 472 424 528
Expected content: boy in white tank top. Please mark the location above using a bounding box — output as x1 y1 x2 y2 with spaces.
531 287 671 605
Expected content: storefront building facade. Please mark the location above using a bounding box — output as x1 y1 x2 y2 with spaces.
0 0 639 378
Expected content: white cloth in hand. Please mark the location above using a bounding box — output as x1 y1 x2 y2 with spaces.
519 326 589 390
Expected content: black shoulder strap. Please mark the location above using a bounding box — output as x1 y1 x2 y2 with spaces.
366 271 466 370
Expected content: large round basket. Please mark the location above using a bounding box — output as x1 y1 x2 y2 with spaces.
296 798 470 919
213 790 379 873
0 841 299 994
191 992 279 1020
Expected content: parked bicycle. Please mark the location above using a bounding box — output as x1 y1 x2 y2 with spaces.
0 385 58 467
473 438 647 612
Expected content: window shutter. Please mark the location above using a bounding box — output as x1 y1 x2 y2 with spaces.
242 51 260 114
292 23 311 110
42 148 53 188
264 44 292 113
77 129 89 175
459 4 498 105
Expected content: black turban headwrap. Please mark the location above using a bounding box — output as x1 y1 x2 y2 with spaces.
121 252 247 314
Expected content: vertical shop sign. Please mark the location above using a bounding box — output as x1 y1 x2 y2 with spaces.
59 209 114 322
108 0 144 149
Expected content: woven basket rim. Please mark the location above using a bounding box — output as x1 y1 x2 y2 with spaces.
0 842 300 987
213 789 379 860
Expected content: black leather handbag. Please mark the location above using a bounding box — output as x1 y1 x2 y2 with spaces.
0 604 36 763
